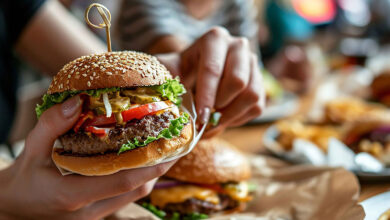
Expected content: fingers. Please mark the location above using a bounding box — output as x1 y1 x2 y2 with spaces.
194 27 230 124
64 179 157 220
215 37 251 109
180 27 264 129
228 105 264 127
85 179 157 219
60 161 176 209
26 96 82 158
217 54 265 128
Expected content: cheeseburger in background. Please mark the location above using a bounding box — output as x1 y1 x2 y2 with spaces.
36 51 192 176
343 119 390 165
370 71 390 107
140 138 253 220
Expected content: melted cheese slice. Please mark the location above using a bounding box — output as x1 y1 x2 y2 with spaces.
150 185 220 208
223 182 251 202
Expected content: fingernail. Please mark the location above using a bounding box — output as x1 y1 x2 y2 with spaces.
62 96 81 118
199 107 210 124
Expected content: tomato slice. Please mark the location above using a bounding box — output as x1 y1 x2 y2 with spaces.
85 126 107 137
84 101 172 127
73 111 94 132
86 115 116 127
121 101 172 122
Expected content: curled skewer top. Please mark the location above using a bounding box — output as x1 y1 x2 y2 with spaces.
85 3 112 52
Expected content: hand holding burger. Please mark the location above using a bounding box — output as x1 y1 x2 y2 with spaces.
35 51 193 176
0 27 264 219
0 96 177 219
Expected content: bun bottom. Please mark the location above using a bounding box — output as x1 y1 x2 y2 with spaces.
52 123 193 176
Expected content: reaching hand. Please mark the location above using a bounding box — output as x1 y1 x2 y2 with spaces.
158 27 265 137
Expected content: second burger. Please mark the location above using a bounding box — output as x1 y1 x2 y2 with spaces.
140 138 253 219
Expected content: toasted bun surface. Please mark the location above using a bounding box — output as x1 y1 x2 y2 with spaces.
48 51 172 94
165 138 251 184
52 123 192 176
371 71 390 97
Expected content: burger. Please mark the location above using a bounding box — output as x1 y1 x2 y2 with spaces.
370 71 390 107
323 97 390 124
140 138 253 219
343 119 390 165
36 51 193 176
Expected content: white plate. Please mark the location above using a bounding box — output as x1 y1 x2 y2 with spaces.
251 92 299 123
361 191 390 220
263 125 390 180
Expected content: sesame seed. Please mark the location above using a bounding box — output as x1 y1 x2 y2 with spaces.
82 74 87 77
90 76 93 80
87 81 91 87
67 74 71 78
106 72 112 75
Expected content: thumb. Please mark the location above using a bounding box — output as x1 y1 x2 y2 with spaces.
26 95 82 158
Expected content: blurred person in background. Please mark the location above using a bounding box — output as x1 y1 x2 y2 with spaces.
115 0 323 95
117 0 259 54
257 0 338 94
257 0 321 94
0 0 264 218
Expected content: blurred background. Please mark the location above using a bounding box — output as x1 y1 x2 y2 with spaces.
5 0 390 177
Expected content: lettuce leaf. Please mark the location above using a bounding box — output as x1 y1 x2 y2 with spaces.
118 112 189 154
35 78 186 118
141 203 166 219
35 87 120 118
141 202 208 220
152 78 186 105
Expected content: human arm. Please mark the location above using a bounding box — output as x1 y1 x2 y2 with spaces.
15 0 106 76
223 0 260 54
147 35 188 54
0 96 175 219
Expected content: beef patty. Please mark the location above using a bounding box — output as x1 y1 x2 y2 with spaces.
59 111 175 155
158 195 239 215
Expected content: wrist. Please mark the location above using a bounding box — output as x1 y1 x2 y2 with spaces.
0 166 17 218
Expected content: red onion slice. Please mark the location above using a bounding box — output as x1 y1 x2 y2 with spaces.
154 180 183 189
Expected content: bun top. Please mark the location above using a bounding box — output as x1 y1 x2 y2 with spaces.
165 138 251 184
48 51 172 94
371 71 390 97
343 118 390 139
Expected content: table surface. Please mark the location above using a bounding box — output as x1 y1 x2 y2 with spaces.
219 93 390 202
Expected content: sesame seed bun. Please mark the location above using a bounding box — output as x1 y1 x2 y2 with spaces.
48 51 172 94
52 122 193 176
48 50 192 176
165 138 251 184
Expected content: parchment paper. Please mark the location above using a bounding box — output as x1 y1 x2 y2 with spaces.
106 154 365 220
53 92 206 176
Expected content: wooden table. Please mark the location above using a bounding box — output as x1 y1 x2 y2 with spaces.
219 94 390 202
